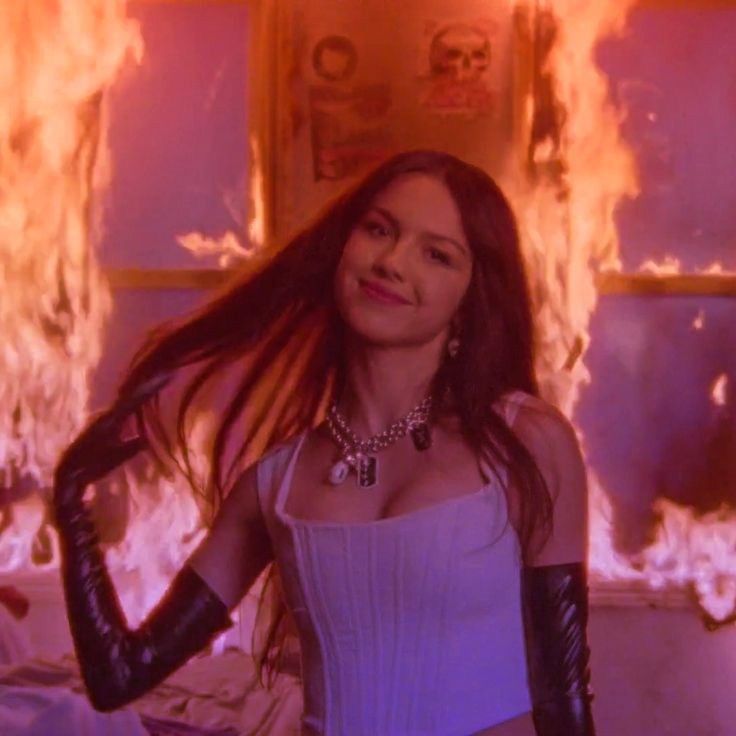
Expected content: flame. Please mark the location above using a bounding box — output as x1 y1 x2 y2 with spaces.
0 493 56 573
590 471 736 622
2 0 734 632
174 135 264 268
692 309 706 330
507 0 736 623
177 230 252 268
0 1 141 573
638 255 682 274
105 413 217 626
0 1 254 629
638 257 733 276
506 0 639 417
248 133 266 248
701 261 734 275
710 374 728 408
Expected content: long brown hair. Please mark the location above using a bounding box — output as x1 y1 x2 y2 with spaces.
114 149 552 689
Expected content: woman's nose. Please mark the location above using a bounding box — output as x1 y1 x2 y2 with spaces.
372 237 411 279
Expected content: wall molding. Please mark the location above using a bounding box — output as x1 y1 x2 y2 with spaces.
0 570 696 611
105 268 736 296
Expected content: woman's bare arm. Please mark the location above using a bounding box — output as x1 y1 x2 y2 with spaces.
510 395 588 566
188 462 275 609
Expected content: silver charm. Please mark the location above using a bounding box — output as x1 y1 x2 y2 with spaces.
409 422 432 451
357 454 378 488
328 459 350 485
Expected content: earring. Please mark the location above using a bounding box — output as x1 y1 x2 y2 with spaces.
447 337 460 359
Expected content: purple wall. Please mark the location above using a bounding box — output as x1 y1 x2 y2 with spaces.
91 0 249 409
577 295 736 547
576 5 736 539
598 5 736 272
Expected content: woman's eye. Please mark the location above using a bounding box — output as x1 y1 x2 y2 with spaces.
362 220 391 238
427 246 451 265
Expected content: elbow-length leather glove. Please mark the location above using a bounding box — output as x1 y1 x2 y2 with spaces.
521 562 596 736
53 379 232 712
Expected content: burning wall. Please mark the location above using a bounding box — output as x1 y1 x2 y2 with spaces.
0 0 141 572
1 0 735 639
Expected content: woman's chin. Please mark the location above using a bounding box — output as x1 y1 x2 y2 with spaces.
341 316 408 350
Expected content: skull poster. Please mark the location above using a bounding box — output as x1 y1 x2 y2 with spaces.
419 19 497 117
269 0 517 240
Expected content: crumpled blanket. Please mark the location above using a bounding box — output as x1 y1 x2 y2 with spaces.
0 605 32 666
0 650 303 736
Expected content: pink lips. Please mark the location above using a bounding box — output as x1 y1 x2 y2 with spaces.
359 279 412 305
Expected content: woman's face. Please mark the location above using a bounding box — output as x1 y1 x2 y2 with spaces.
334 173 473 352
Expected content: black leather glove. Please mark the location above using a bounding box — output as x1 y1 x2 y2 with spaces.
521 562 596 736
53 374 232 712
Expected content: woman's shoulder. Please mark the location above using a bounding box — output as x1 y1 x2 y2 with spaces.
495 390 582 494
251 431 307 491
258 430 307 462
232 431 306 522
499 391 588 563
495 390 572 432
493 389 565 432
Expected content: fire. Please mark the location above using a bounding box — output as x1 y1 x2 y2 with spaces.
590 472 736 623
0 0 141 573
711 374 728 408
0 0 255 629
177 229 252 268
505 0 639 416
248 133 266 248
175 134 264 267
518 0 736 623
105 413 213 627
638 255 682 274
1 0 732 634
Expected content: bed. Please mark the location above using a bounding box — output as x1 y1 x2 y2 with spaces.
0 587 305 736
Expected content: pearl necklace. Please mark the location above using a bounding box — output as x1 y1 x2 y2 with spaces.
325 396 433 488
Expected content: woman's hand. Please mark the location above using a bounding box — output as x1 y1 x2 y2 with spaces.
53 371 171 513
54 409 145 494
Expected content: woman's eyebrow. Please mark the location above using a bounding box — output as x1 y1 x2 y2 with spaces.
368 206 399 229
371 205 469 258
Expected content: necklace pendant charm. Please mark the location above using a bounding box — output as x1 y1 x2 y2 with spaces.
328 459 351 485
357 454 378 488
410 422 432 451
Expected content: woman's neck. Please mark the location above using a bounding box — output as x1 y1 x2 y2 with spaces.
338 340 442 438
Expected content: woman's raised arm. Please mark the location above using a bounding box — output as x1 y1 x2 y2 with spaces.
53 395 274 712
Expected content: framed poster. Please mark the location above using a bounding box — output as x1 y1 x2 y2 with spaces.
260 0 529 241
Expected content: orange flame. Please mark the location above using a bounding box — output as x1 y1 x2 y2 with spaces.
711 374 728 408
175 134 264 267
0 0 141 573
506 0 639 416
520 0 736 622
3 0 734 630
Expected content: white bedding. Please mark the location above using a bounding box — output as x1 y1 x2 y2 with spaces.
0 650 303 736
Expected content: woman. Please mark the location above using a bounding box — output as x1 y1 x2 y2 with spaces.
54 150 595 735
